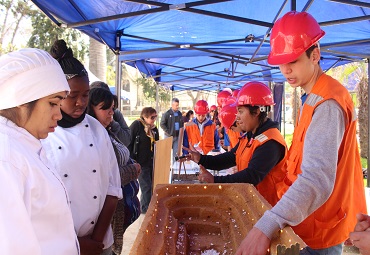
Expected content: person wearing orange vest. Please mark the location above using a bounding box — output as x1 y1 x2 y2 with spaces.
236 11 367 255
183 100 220 155
220 103 243 151
184 82 288 207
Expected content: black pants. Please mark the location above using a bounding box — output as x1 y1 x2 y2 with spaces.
138 166 153 213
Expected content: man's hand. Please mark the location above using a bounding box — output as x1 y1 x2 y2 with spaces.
349 213 370 255
182 143 201 163
235 227 270 255
78 235 104 255
198 165 214 183
354 213 370 232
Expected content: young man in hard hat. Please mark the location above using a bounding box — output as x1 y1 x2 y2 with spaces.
236 11 366 255
183 100 220 155
184 81 288 207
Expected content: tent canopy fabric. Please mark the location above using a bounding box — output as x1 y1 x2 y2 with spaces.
31 0 370 91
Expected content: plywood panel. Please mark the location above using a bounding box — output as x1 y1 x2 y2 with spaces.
153 136 173 191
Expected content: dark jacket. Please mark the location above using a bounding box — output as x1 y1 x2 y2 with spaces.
128 119 159 168
160 108 184 137
198 118 285 185
109 109 131 147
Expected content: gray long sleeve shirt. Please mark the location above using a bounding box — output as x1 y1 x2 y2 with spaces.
255 99 346 239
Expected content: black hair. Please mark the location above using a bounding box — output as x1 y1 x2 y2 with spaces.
90 81 110 90
172 98 179 103
186 110 194 119
89 81 118 108
87 87 114 119
246 105 268 126
305 44 318 58
50 39 88 79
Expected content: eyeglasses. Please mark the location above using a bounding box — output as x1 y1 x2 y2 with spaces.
150 115 158 120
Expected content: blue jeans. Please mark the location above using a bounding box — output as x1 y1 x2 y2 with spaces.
138 166 153 213
300 243 343 255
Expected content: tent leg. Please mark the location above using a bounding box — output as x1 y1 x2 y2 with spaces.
367 59 370 188
115 55 122 110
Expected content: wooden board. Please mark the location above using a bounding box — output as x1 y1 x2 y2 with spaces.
176 127 184 157
152 136 173 191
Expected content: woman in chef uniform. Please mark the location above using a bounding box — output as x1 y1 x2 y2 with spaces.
41 40 122 255
0 48 79 255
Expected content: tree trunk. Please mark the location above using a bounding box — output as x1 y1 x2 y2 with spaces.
290 87 301 125
0 0 14 46
358 76 368 158
89 37 106 82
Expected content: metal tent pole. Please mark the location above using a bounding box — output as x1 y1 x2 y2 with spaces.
367 59 370 187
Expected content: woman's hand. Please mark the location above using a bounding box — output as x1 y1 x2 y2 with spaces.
198 165 214 183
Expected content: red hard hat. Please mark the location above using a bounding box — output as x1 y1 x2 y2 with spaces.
217 90 232 107
268 11 325 65
221 96 237 108
219 103 237 129
237 81 274 106
232 89 240 98
194 100 209 115
209 105 217 112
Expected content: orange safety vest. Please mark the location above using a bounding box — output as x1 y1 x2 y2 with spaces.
235 128 288 206
226 129 241 148
185 122 217 155
278 74 367 248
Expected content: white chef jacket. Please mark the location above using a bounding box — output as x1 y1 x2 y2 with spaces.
42 114 122 248
0 116 79 255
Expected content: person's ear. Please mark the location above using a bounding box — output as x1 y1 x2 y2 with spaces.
311 47 321 63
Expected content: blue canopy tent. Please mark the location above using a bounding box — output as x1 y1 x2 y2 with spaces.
31 0 370 185
31 0 370 92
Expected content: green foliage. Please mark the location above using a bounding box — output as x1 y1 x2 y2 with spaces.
284 133 293 147
136 73 171 103
27 11 87 60
361 157 368 169
106 65 115 86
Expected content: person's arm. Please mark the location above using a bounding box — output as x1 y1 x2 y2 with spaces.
0 162 42 255
197 149 236 170
128 121 139 157
223 132 231 151
118 162 141 186
111 110 131 146
160 111 169 135
254 100 345 238
91 195 118 242
213 125 220 151
182 128 190 155
214 140 285 183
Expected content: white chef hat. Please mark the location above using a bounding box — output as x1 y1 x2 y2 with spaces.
0 48 70 110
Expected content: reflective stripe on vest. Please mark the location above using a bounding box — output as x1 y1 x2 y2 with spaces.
235 128 287 206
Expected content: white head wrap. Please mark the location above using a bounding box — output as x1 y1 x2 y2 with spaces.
0 48 70 110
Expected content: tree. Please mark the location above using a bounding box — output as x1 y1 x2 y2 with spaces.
27 10 87 60
89 37 106 82
186 90 209 108
358 76 368 159
0 0 33 54
135 73 171 111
